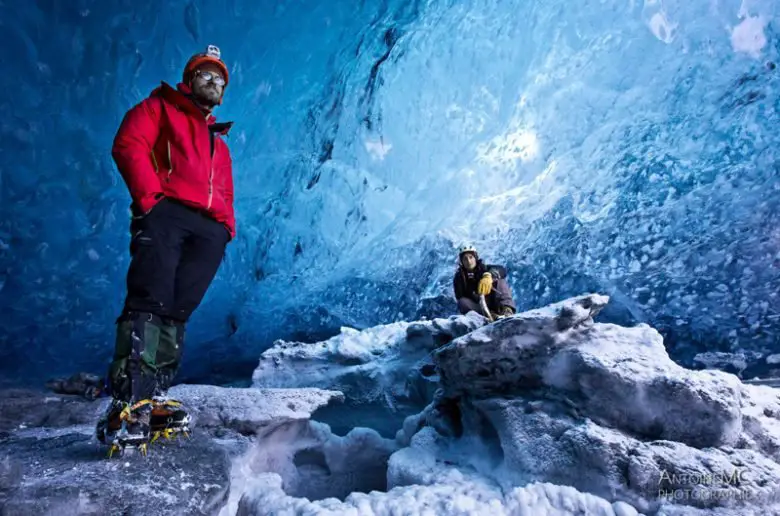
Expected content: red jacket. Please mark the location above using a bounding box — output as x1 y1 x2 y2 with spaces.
112 82 236 239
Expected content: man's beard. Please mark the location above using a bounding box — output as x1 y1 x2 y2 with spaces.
193 84 221 107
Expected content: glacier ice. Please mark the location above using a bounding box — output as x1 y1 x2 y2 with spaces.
249 294 780 515
252 311 487 435
3 295 780 514
252 312 486 402
2 1 780 387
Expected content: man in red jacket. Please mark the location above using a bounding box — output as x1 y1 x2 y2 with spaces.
97 45 236 454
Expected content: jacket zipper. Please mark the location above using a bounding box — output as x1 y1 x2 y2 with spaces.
207 117 215 210
207 154 215 209
167 141 173 181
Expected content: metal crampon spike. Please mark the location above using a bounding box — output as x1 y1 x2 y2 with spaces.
108 443 122 459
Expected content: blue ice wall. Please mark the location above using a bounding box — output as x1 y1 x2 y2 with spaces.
2 0 779 385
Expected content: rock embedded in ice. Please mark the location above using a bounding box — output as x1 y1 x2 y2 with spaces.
434 293 610 397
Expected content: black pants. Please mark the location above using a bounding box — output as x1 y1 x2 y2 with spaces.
107 198 229 402
122 198 229 322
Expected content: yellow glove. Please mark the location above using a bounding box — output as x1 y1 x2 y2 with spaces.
477 273 493 295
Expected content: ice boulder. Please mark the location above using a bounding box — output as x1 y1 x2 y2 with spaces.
434 294 743 448
391 294 780 514
252 312 487 406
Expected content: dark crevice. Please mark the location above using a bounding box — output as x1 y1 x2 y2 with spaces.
293 448 331 474
227 314 239 336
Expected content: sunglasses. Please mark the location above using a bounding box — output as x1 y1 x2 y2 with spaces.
195 70 225 86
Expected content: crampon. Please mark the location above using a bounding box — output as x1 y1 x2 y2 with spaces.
96 399 153 458
149 397 192 444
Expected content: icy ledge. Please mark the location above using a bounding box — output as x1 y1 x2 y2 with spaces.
246 294 780 515
0 385 391 515
252 311 487 407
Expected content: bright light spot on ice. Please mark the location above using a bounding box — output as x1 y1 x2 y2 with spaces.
731 16 767 58
365 139 393 161
477 128 540 167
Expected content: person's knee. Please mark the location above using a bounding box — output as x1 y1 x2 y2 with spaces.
458 297 482 315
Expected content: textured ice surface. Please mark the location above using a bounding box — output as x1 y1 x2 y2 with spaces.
392 295 780 514
236 473 638 516
0 384 345 515
252 312 485 404
4 298 780 515
240 295 780 514
234 295 780 514
3 0 780 383
252 312 486 437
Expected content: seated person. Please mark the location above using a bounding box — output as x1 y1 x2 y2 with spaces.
453 245 516 319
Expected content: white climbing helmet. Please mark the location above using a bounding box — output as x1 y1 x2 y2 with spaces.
458 244 478 257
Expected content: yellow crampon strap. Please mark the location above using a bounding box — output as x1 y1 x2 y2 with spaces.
152 399 183 411
119 399 154 422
